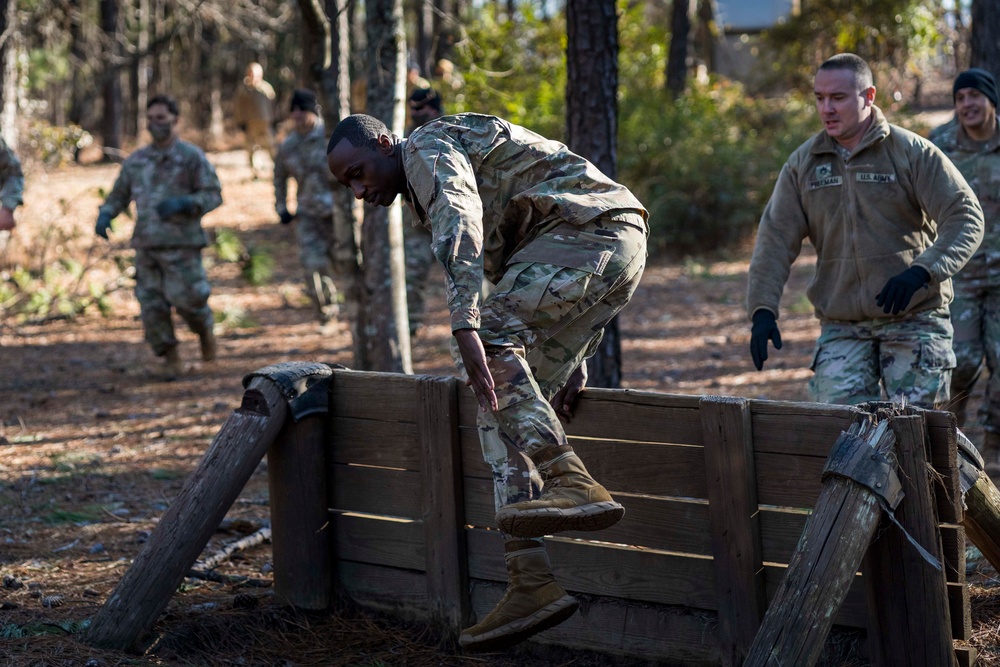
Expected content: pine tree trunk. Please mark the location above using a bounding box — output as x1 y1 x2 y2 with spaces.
971 0 1000 75
359 0 411 373
667 0 690 97
565 0 622 388
100 0 123 158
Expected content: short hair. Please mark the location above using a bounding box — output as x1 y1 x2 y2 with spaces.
327 114 389 155
147 94 179 116
818 54 874 91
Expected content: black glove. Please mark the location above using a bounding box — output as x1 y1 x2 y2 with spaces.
278 210 295 225
156 196 198 219
95 211 113 239
238 123 248 133
750 309 782 371
875 266 930 315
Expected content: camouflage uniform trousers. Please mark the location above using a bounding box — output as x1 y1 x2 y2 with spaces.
950 279 1000 433
294 213 340 322
808 307 955 410
133 248 213 356
403 220 437 334
451 212 647 513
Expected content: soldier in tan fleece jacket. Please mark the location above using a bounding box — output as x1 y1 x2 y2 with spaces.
747 53 984 409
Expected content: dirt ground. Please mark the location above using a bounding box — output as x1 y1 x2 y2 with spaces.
2 134 999 666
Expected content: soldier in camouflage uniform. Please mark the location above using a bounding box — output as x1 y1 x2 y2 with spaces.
327 113 648 651
0 136 24 232
402 87 443 336
274 89 339 327
234 62 276 179
748 54 984 409
930 68 1000 474
95 94 223 378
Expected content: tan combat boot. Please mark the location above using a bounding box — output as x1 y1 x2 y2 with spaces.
495 444 624 538
983 431 1000 483
459 540 579 652
199 326 217 362
161 345 183 379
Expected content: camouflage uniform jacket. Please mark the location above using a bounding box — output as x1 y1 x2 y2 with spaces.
930 117 1000 288
0 136 24 210
274 121 334 218
401 113 648 332
99 139 223 249
747 105 984 323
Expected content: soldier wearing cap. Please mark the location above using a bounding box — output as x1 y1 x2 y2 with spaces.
931 67 1000 475
274 89 340 327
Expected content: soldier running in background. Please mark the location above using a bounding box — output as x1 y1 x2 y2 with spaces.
931 68 1000 476
273 89 340 329
234 62 276 179
95 94 223 378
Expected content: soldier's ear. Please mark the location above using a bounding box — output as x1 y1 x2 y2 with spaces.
377 134 394 155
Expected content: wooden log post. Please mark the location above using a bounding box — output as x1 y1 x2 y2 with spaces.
863 414 956 667
418 375 470 635
952 426 1000 574
83 375 291 651
268 411 333 609
744 418 900 667
700 396 765 667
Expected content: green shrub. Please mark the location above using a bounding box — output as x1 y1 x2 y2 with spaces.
618 80 818 256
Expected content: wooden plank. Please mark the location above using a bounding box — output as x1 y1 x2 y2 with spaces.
864 415 956 667
465 528 718 609
940 523 967 585
750 402 855 456
701 396 764 666
458 389 703 445
332 512 424 570
337 561 429 620
269 413 332 609
754 451 827 508
460 431 709 498
330 417 420 468
331 463 422 518
468 579 722 664
955 645 978 667
926 416 962 524
330 369 421 422
949 580 972 642
759 508 810 564
417 375 470 633
83 376 290 651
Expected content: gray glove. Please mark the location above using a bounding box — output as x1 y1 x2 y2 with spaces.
95 211 113 239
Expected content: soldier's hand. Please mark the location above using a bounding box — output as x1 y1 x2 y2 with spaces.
551 364 587 424
750 309 782 371
454 328 498 413
95 211 113 240
278 210 295 225
876 266 930 315
156 196 198 219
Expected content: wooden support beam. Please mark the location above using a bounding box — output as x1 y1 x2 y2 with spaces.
82 376 290 651
418 375 470 634
863 414 956 667
744 418 897 667
701 396 764 666
269 412 333 609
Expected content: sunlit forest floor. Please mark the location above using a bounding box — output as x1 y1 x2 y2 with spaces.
1 119 997 665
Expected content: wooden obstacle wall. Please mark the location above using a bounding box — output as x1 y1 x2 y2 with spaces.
268 368 972 666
